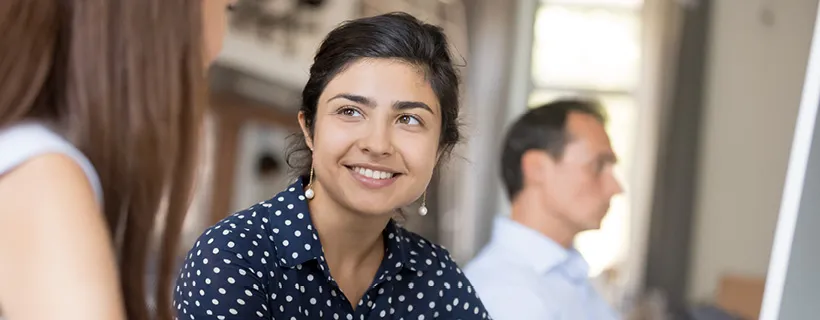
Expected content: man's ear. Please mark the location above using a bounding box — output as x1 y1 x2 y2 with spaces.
520 150 554 185
297 111 314 151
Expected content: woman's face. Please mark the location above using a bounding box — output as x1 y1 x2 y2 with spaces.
300 58 442 216
202 0 236 65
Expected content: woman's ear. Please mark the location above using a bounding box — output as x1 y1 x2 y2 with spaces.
297 111 314 151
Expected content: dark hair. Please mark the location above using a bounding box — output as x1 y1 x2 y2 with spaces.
287 12 462 176
500 98 607 200
0 1 206 319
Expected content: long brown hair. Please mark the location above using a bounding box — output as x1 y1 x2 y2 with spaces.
0 1 206 319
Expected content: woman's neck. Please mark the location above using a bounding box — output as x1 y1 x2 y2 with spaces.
307 180 392 270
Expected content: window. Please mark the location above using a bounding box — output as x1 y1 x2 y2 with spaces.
529 0 643 277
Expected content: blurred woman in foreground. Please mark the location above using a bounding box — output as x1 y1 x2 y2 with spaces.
0 1 235 319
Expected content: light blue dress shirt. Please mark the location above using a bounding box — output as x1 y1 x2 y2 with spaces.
465 216 620 320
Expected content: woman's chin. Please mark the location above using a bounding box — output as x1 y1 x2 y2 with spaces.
345 199 407 218
350 205 399 217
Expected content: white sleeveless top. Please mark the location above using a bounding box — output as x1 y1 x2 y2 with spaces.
0 122 103 202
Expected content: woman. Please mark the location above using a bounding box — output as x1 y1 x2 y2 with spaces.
174 12 491 320
0 1 235 319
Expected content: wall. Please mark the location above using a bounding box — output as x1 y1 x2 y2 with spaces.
688 0 818 303
217 0 359 91
230 123 294 212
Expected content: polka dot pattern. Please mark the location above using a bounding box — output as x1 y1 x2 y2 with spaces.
174 177 491 319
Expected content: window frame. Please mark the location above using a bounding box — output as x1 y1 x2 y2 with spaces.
527 0 644 278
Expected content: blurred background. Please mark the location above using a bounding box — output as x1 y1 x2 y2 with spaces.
180 0 819 318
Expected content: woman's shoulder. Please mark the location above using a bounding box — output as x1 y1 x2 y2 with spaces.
391 223 463 273
183 186 300 264
206 179 302 230
0 121 102 201
391 225 491 318
195 203 278 252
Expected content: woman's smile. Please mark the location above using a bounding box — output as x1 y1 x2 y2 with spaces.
345 164 402 189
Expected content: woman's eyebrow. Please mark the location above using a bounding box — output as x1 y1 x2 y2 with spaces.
393 101 434 115
327 93 435 115
327 93 376 107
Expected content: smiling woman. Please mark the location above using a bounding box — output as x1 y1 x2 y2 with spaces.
302 59 442 216
173 12 490 320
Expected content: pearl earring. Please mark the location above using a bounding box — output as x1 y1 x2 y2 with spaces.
418 192 428 216
305 167 315 200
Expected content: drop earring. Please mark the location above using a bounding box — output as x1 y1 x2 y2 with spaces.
418 192 428 216
305 167 315 200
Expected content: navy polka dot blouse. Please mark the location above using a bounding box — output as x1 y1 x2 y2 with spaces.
174 177 491 319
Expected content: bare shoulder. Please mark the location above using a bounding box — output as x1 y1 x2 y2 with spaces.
0 152 104 225
0 153 125 319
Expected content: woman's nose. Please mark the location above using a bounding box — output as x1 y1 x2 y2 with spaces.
358 121 393 156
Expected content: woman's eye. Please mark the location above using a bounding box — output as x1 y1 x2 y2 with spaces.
339 108 362 117
398 115 421 126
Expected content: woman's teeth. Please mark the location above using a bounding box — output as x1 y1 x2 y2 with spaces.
353 167 395 180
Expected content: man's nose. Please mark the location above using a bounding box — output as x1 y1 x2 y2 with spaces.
609 173 624 196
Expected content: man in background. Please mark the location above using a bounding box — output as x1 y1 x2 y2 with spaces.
465 99 623 319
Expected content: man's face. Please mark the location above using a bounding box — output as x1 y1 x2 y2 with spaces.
537 112 623 232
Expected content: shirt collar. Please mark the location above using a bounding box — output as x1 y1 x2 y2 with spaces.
491 216 589 281
383 219 431 273
264 177 428 273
